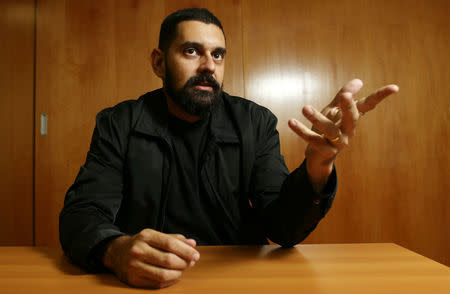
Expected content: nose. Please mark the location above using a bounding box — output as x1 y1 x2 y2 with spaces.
198 53 215 74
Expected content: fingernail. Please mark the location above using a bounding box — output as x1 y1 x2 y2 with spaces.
189 260 196 267
290 119 296 126
193 253 200 261
304 106 314 116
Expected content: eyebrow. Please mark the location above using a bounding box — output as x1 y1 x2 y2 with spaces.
180 41 227 55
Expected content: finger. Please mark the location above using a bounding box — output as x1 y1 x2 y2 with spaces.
138 229 200 262
289 119 340 156
168 234 186 240
330 79 364 106
338 92 359 136
168 234 197 248
302 105 341 140
356 84 399 114
289 118 327 147
184 239 197 248
131 259 182 285
129 241 191 270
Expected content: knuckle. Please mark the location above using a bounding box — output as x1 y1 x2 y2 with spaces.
310 116 319 125
128 259 140 271
157 269 171 282
344 102 353 111
161 253 175 267
137 230 148 240
129 244 142 258
165 238 177 251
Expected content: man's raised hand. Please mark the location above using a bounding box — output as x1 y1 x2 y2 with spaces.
288 79 399 192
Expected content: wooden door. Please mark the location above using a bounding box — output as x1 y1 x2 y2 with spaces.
0 0 35 245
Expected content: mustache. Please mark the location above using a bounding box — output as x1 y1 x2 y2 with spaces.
185 74 221 91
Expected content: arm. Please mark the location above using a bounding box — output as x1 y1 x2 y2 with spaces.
253 79 398 247
59 103 199 289
59 105 130 271
248 109 336 247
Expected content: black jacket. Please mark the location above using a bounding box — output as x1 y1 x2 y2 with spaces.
59 89 337 271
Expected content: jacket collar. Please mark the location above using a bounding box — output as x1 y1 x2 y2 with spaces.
134 88 239 143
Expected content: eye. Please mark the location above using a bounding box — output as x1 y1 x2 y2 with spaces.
184 48 197 56
212 51 224 61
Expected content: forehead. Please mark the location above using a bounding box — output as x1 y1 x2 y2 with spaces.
172 20 226 48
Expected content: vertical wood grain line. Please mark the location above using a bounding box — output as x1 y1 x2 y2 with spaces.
32 0 37 246
241 1 247 99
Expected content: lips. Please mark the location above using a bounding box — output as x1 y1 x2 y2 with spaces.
197 81 213 86
194 84 213 91
193 82 213 91
186 74 220 92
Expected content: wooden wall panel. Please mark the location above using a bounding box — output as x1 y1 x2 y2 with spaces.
34 0 243 246
242 0 449 265
0 0 35 245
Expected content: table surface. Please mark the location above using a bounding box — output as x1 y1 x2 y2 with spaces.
0 243 449 293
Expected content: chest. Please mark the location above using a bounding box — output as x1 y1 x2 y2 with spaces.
120 133 244 231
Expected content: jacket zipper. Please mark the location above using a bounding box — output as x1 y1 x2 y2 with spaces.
202 161 240 233
157 138 174 231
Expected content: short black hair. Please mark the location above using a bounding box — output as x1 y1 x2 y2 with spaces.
158 8 225 51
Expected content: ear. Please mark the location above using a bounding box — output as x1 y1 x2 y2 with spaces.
151 48 165 79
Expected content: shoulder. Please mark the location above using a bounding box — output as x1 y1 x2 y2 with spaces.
92 90 164 149
95 89 163 131
222 92 278 126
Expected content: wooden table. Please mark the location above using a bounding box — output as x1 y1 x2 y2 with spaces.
0 243 449 293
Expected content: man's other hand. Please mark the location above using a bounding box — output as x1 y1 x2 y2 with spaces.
102 229 200 288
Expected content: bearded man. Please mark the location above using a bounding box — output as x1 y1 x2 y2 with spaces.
59 8 399 289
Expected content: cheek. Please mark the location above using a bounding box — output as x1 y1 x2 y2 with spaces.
216 66 225 84
174 62 197 82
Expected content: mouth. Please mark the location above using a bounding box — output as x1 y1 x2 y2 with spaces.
193 82 214 91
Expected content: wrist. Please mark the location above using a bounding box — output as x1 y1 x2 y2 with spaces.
305 157 333 193
103 235 130 270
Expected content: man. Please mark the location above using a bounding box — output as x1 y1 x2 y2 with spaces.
59 8 398 289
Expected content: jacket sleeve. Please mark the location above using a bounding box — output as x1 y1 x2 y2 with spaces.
249 107 337 247
59 103 132 272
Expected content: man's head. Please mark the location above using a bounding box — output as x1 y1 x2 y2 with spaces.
151 8 226 120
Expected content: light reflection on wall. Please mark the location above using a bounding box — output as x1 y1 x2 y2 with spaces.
246 70 320 105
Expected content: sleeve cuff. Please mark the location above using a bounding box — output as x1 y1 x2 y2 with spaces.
87 234 124 272
295 159 337 197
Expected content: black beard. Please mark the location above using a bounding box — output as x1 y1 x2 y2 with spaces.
164 69 223 118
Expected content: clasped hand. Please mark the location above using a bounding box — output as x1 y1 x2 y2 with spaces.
103 229 200 289
288 79 399 192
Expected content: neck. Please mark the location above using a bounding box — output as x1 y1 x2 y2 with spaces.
164 91 200 123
